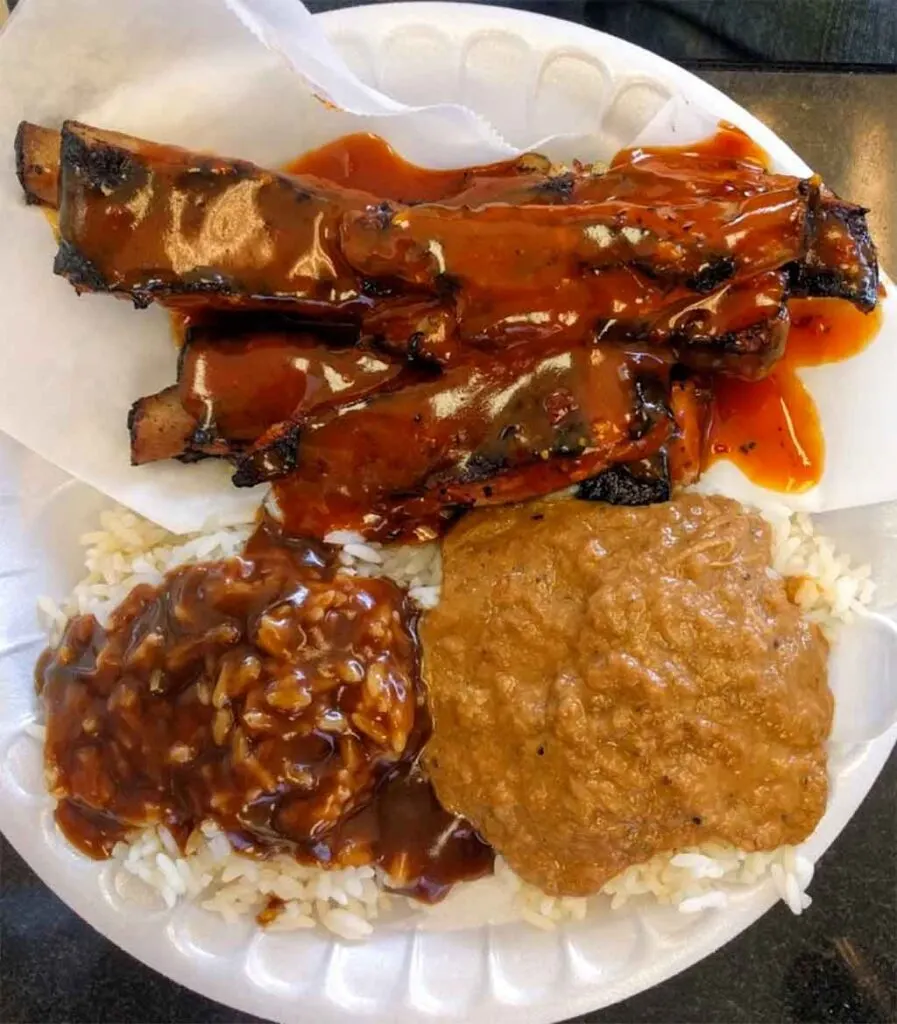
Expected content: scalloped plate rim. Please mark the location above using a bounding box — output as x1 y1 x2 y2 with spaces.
1 4 895 1022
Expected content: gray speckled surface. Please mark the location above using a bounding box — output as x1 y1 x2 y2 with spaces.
1 6 896 1020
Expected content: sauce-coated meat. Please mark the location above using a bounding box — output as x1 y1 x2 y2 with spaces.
593 269 791 380
421 495 831 895
14 121 882 505
178 328 401 441
129 321 406 465
364 268 790 380
340 185 809 294
43 120 877 369
54 121 378 315
265 344 673 540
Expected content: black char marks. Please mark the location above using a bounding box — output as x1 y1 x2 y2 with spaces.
52 240 108 292
136 270 239 307
60 121 137 194
51 121 376 314
791 192 879 311
685 255 737 294
576 452 671 506
533 173 577 201
232 421 303 488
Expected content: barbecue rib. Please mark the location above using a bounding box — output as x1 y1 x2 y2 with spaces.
128 387 217 465
52 121 380 315
364 269 792 380
257 344 674 540
13 119 882 537
14 122 60 206
339 186 811 294
598 270 792 380
23 121 878 372
129 320 406 465
789 188 878 310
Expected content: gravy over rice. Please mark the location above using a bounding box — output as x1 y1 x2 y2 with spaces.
36 517 492 904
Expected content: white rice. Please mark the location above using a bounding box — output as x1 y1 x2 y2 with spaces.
325 529 442 610
35 498 874 937
37 508 253 640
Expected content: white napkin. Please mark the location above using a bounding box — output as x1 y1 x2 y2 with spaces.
0 0 893 533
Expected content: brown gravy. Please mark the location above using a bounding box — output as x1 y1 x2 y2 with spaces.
36 520 491 902
421 494 831 896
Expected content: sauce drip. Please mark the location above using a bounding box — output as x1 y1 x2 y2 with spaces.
706 298 883 490
284 132 530 203
36 519 492 901
614 119 771 170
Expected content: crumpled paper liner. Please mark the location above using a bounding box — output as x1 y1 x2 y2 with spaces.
0 0 893 533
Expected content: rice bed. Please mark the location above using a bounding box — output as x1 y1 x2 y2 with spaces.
34 499 874 938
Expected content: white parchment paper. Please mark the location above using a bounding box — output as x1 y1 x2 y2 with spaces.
0 0 893 532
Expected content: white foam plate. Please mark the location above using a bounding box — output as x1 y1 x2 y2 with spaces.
1 4 896 1022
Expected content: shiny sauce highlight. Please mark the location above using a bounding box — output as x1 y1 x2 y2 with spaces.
706 298 882 491
170 126 880 497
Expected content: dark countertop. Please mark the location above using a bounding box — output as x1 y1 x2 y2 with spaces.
2 2 896 1020
3 754 895 1023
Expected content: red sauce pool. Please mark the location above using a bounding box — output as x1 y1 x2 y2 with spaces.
614 119 771 170
283 131 523 203
706 298 883 491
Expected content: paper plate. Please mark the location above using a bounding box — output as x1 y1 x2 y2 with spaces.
1 4 896 1022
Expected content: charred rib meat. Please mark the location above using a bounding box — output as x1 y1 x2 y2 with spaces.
338 186 811 295
128 386 217 466
789 188 878 311
129 321 406 465
262 344 673 540
15 122 60 207
53 121 379 314
36 120 877 342
13 119 882 537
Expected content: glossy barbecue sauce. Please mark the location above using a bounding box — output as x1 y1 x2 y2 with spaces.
36 519 492 904
612 123 883 492
707 297 883 490
167 134 537 346
178 316 404 441
283 131 542 203
169 128 879 504
281 129 880 495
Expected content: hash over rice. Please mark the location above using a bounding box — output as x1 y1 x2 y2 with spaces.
33 497 874 939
